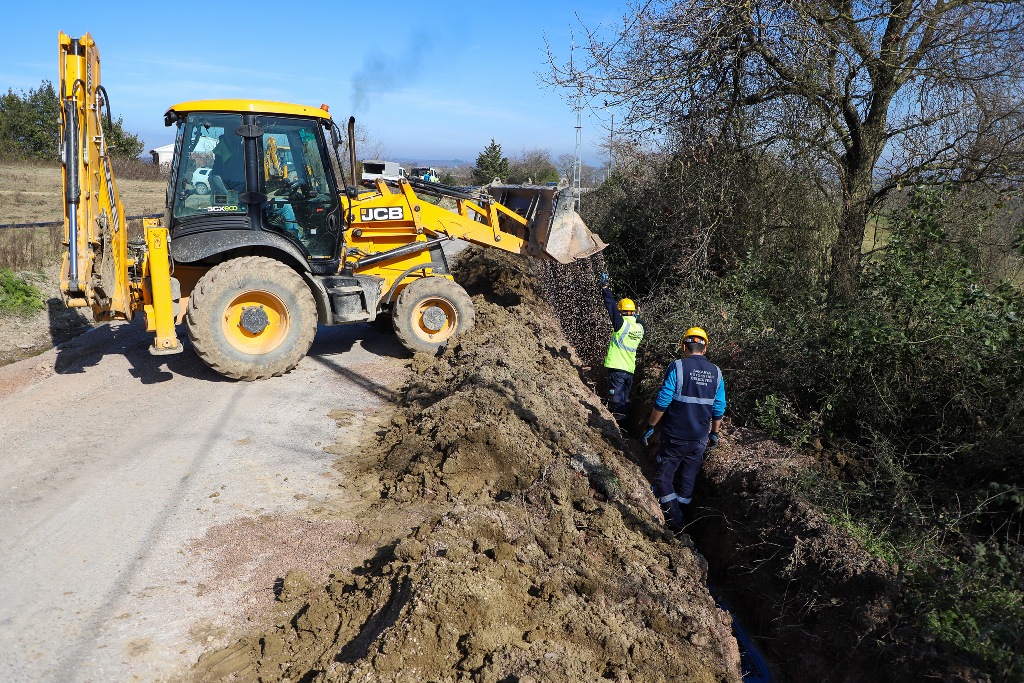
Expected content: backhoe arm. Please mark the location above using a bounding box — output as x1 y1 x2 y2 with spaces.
59 32 131 317
59 32 181 355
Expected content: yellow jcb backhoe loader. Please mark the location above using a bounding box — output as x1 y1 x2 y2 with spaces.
58 32 605 380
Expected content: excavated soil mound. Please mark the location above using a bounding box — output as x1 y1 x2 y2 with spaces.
191 250 742 683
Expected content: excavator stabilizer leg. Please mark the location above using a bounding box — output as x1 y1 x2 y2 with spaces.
144 223 183 356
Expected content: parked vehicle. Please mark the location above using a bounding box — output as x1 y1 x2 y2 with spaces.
411 166 439 183
361 160 406 186
192 167 212 195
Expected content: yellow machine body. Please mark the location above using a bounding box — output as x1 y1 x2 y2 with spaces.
58 31 605 377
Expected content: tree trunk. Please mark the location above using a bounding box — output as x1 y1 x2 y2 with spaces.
830 164 875 301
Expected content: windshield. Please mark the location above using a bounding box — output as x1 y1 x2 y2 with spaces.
257 116 339 258
171 113 246 219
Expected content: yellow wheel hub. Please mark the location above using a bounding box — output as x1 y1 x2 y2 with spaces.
412 297 458 343
222 290 290 355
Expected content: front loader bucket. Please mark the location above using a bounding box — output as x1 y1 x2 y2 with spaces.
486 184 607 264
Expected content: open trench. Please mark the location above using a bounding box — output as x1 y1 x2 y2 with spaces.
537 256 777 683
192 249 744 683
187 247 957 683
540 256 973 683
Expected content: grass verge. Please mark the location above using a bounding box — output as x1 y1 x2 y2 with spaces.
0 268 45 316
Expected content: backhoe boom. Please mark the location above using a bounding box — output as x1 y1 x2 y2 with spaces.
58 32 181 355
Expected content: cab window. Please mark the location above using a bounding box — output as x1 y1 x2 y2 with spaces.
171 114 246 219
257 117 338 258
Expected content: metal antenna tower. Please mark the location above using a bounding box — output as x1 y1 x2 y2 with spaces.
608 113 614 176
571 44 583 211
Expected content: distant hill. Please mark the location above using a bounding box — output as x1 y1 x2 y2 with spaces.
394 159 469 168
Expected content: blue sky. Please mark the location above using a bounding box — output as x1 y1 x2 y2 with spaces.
1 1 627 165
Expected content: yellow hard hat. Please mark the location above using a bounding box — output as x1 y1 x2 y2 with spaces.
681 326 709 348
618 298 636 313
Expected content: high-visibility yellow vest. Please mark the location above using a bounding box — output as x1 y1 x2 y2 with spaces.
604 316 644 373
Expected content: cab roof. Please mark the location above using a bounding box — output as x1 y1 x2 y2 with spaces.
164 99 333 123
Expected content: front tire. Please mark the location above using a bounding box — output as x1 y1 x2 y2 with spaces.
195 182 210 195
392 277 475 354
187 256 317 380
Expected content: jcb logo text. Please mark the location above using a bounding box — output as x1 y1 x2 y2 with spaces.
360 207 404 222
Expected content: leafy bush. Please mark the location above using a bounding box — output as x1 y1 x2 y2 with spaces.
640 185 1024 480
592 154 1024 674
0 269 44 316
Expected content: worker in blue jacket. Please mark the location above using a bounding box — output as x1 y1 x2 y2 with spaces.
600 274 645 425
642 327 726 535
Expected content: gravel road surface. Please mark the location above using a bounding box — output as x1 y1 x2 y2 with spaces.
0 319 408 682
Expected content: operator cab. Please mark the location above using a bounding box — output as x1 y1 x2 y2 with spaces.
164 100 345 273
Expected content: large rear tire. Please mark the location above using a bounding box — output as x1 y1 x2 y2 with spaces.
187 256 317 380
392 277 475 354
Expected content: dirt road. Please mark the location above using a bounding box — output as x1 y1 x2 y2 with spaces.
0 319 408 682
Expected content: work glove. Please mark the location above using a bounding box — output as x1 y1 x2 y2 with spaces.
599 273 609 286
642 427 655 446
708 433 720 448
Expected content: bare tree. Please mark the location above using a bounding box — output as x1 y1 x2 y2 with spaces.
556 152 602 187
507 148 561 184
343 122 390 164
545 1 1024 298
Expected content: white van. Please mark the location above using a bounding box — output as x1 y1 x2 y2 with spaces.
361 160 407 186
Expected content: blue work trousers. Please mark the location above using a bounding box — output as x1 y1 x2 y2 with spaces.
652 435 708 531
607 369 634 422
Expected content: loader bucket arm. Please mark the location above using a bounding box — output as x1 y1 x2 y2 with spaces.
391 178 605 264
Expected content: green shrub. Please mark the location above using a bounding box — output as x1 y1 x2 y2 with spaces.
594 163 1024 675
0 268 44 316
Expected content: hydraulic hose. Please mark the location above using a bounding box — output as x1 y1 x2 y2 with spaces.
356 237 448 269
63 81 84 289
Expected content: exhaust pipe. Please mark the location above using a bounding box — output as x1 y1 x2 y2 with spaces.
347 117 358 192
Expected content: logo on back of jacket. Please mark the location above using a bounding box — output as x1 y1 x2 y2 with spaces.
625 328 643 343
690 368 714 387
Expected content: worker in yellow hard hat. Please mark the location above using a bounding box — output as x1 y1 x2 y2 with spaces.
641 326 726 537
599 273 645 425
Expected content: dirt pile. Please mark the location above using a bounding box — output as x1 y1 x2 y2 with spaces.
191 249 742 683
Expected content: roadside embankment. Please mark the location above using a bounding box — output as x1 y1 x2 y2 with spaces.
192 248 742 682
691 427 986 682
